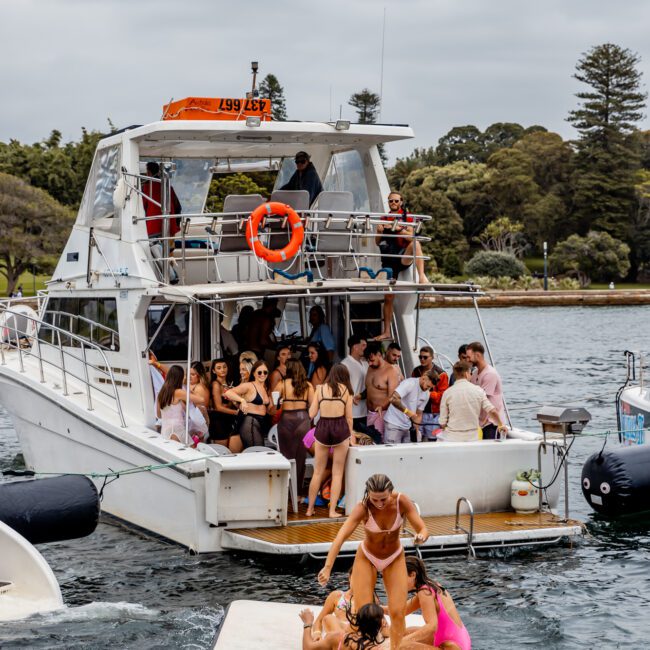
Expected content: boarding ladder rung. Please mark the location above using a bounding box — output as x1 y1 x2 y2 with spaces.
454 497 476 559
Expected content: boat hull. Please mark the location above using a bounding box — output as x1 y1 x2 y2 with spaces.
619 386 650 445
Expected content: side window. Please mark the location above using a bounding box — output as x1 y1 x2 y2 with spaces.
79 145 121 229
147 304 189 362
323 151 370 211
39 297 119 351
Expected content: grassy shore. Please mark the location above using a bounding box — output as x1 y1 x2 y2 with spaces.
0 272 50 297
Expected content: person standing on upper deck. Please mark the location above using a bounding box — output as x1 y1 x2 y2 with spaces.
374 191 428 341
141 162 182 239
466 341 506 440
280 151 323 204
341 334 368 434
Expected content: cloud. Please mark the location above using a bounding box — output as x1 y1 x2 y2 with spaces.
1 0 649 163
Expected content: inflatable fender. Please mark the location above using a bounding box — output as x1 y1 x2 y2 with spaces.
581 445 650 516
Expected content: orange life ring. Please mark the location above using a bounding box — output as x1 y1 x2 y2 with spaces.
246 202 304 263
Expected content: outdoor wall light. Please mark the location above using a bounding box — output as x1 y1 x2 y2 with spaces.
335 120 350 131
246 116 262 127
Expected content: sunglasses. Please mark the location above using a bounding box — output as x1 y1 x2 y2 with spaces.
388 199 401 203
295 159 308 164
256 370 269 376
419 355 431 360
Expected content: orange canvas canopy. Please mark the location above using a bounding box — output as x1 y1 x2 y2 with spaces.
162 97 272 121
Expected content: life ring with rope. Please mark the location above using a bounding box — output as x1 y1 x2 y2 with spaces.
246 202 304 263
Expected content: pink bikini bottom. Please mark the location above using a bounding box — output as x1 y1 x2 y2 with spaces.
360 542 403 572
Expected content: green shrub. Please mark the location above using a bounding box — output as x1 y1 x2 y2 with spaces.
464 251 527 279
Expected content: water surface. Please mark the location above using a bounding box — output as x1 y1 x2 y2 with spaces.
1 306 649 648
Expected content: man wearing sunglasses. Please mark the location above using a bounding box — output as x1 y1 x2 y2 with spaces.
279 151 323 204
374 191 428 341
412 346 449 441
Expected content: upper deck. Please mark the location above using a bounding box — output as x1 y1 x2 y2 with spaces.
50 115 425 292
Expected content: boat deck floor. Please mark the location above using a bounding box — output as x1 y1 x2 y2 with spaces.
224 503 583 556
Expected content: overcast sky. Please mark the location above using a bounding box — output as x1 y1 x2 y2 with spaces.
2 0 650 163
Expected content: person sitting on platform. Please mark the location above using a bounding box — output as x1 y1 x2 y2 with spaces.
280 151 323 204
401 556 472 650
438 361 507 442
374 191 428 341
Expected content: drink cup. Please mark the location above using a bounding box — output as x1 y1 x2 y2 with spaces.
272 391 280 406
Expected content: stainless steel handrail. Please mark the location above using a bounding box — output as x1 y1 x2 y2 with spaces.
0 308 126 427
45 310 119 350
454 496 476 559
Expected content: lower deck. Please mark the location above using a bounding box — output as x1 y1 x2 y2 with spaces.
223 503 583 556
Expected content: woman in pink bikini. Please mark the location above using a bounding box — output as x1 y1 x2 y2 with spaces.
401 556 471 650
317 474 429 650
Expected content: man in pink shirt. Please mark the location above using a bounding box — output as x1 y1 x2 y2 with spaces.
467 341 506 439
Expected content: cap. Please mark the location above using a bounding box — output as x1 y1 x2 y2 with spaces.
294 151 310 162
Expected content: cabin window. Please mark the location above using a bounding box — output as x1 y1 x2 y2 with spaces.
323 151 370 211
147 304 190 362
140 158 213 214
40 297 119 351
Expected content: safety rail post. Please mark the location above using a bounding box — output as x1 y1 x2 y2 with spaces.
454 497 476 559
56 330 68 396
34 329 45 383
9 314 25 373
472 296 512 429
537 441 546 514
81 344 93 412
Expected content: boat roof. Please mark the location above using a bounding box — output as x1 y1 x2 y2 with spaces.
98 119 414 158
147 279 484 303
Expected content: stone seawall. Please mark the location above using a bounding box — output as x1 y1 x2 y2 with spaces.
423 289 650 308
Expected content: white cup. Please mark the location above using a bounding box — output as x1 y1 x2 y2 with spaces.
272 391 280 406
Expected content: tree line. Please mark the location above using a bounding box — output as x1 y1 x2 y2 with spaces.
1 50 649 295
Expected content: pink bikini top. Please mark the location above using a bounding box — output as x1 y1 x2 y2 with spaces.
364 493 403 533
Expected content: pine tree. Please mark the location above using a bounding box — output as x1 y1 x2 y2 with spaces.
258 74 288 121
567 43 647 271
348 89 386 164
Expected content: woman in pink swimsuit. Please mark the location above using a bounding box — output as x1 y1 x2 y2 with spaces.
317 474 429 650
402 556 471 650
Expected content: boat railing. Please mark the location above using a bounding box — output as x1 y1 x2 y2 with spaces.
134 208 432 286
44 310 119 351
0 307 126 427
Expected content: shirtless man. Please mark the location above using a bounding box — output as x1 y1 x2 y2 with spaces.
364 342 400 444
385 342 404 382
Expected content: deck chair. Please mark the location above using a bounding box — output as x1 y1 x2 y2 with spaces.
266 190 310 273
214 194 266 281
308 191 355 278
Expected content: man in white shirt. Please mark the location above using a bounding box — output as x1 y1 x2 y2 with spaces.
383 371 437 444
341 334 368 433
439 361 507 442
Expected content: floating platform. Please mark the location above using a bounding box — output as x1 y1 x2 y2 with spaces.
222 503 583 556
213 600 425 650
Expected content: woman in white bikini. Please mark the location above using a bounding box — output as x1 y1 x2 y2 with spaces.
317 474 429 650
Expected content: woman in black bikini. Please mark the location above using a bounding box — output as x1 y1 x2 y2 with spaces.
269 344 292 389
225 360 271 449
273 359 315 495
209 358 243 452
306 364 354 518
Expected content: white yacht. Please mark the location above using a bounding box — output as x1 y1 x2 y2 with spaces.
617 351 649 445
0 98 584 554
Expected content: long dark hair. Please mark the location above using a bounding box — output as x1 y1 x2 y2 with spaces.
344 603 384 650
191 361 210 390
158 365 184 410
250 359 270 391
210 358 229 385
325 363 353 399
286 358 309 399
362 474 394 507
307 342 331 379
405 556 444 595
